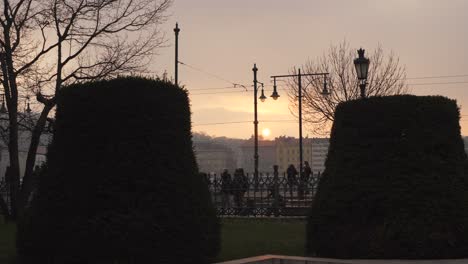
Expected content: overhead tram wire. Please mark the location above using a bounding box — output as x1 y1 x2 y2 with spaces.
189 85 244 91
194 115 468 126
408 81 468 86
182 71 468 96
193 119 297 127
406 74 468 80
178 60 248 91
189 81 468 96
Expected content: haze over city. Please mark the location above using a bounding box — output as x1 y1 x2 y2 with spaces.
151 0 468 139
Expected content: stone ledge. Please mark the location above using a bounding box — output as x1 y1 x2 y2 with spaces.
214 255 468 264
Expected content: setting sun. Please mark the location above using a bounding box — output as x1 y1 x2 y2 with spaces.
262 128 271 138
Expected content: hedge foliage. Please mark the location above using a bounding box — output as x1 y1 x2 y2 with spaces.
17 77 220 263
307 95 468 259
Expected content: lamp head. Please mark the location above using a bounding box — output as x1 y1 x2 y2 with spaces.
270 89 280 100
174 23 180 34
259 88 267 102
270 77 280 100
321 76 330 96
354 48 370 81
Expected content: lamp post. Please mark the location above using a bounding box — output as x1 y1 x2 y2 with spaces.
174 23 180 86
354 48 370 99
253 64 280 189
271 70 329 178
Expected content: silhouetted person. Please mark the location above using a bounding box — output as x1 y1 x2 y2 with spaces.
286 164 298 198
220 169 232 209
233 168 248 209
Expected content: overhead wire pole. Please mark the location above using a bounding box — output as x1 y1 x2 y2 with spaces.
174 23 180 86
253 64 259 190
271 70 329 179
298 69 303 178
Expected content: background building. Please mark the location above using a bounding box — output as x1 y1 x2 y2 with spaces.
311 138 329 173
0 130 50 181
193 140 236 174
192 132 330 175
274 137 329 173
240 137 276 174
276 136 312 173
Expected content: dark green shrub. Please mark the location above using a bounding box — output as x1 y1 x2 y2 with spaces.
307 95 468 259
17 77 220 263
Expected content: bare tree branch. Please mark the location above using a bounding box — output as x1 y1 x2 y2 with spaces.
0 0 172 220
287 40 408 136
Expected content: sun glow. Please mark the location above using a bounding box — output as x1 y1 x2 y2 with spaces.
262 128 271 138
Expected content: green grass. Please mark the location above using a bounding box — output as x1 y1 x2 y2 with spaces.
0 217 306 263
0 217 16 264
217 218 306 262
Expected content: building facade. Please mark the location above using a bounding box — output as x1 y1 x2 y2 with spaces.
240 137 277 174
193 141 236 174
276 136 312 173
0 130 50 181
271 137 329 174
310 138 329 173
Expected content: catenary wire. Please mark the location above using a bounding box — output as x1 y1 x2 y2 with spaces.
193 119 297 127
178 61 248 90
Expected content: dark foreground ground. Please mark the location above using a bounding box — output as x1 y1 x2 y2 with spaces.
0 217 306 263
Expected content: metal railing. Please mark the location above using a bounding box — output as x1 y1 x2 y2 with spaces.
0 179 9 216
205 172 322 217
0 172 323 218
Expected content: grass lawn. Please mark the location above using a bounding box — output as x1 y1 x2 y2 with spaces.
0 217 306 263
217 218 306 262
0 217 16 264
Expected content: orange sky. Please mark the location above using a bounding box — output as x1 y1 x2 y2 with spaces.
151 0 468 139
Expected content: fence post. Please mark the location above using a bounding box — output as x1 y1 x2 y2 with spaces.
273 165 279 217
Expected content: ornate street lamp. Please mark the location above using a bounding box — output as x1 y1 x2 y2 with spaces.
270 70 328 179
252 64 280 190
174 23 180 86
354 48 370 99
270 77 280 100
321 75 330 96
259 83 267 102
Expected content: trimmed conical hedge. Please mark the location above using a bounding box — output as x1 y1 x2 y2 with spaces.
307 95 468 259
17 77 220 263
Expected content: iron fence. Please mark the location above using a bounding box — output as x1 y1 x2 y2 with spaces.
0 172 323 218
206 172 322 217
0 179 8 216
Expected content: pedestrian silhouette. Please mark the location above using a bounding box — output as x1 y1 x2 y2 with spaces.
286 164 298 197
233 168 248 209
220 169 232 209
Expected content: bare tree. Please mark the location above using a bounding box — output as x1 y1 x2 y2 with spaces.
287 40 408 136
0 0 172 221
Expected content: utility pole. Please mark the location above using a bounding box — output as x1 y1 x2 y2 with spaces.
270 70 329 179
298 69 303 177
253 64 259 188
174 23 180 86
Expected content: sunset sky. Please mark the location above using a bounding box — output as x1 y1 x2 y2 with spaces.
151 0 468 139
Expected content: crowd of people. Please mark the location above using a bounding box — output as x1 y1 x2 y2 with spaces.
207 161 316 210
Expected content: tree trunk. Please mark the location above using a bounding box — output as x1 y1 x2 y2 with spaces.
19 103 54 214
7 114 19 220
